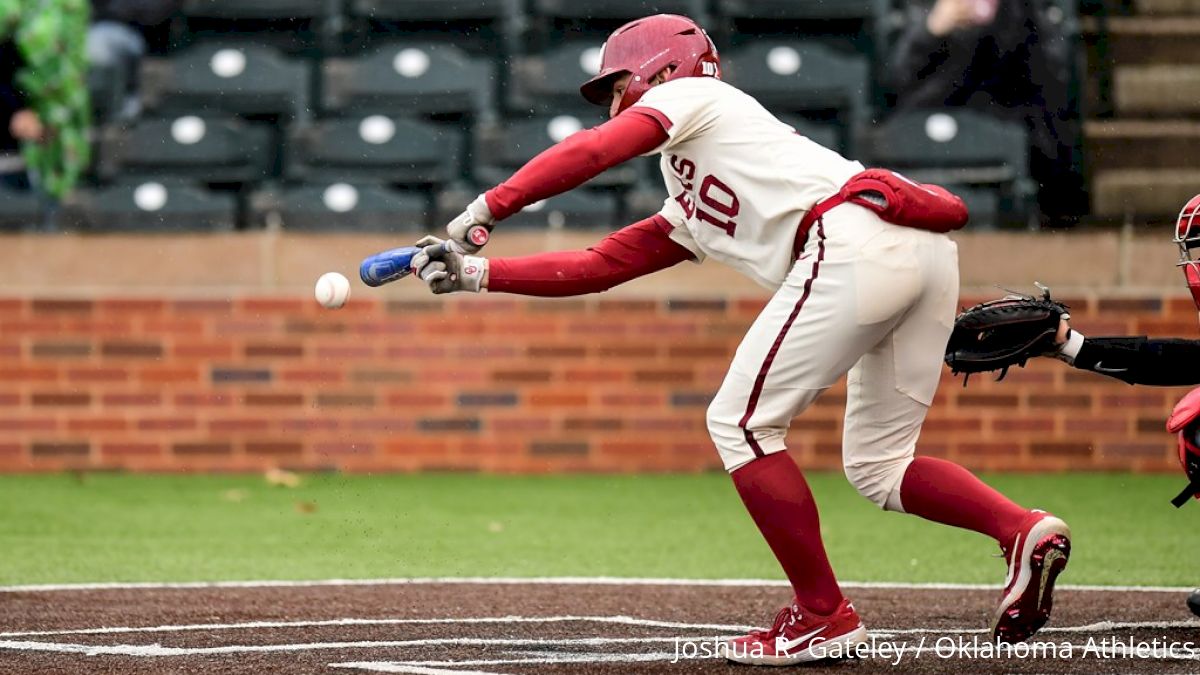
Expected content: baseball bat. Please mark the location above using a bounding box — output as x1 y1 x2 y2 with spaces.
359 245 422 287
360 227 488 288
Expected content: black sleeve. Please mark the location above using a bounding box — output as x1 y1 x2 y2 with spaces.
0 42 26 153
883 5 980 108
1073 336 1200 386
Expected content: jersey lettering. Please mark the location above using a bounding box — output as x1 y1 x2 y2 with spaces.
669 154 740 237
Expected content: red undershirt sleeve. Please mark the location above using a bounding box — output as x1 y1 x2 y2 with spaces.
486 215 695 297
484 111 669 221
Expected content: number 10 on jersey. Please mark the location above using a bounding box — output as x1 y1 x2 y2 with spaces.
670 155 740 236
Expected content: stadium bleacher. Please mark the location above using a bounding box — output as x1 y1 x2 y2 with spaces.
47 1 1118 232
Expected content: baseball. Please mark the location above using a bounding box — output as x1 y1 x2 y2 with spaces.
314 272 351 309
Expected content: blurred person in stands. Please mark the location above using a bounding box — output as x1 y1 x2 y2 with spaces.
885 0 1085 227
0 37 37 191
0 0 92 218
89 0 182 120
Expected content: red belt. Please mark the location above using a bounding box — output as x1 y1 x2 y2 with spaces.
792 193 846 259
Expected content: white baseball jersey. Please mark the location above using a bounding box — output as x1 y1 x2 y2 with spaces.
629 76 865 289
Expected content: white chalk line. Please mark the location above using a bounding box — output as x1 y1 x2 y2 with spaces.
871 619 1200 636
1 575 1191 594
331 653 674 675
8 612 1197 641
0 615 756 639
0 636 722 657
2 618 1198 659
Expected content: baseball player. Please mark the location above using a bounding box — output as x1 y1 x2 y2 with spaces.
1044 194 1200 618
412 14 1071 662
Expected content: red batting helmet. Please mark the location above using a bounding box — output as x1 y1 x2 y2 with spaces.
1166 387 1200 507
1175 194 1200 312
579 14 720 115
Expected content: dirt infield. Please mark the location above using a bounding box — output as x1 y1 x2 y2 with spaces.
1 580 1197 674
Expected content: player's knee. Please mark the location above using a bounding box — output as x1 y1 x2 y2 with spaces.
844 454 913 510
706 399 786 473
706 400 744 471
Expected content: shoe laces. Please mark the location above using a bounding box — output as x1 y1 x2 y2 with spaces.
753 602 800 640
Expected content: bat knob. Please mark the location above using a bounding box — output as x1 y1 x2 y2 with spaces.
464 224 491 252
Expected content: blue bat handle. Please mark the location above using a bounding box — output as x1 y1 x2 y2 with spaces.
360 245 422 287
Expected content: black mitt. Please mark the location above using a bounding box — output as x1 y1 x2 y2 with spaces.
944 284 1069 383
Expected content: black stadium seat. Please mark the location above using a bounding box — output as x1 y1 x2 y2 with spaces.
64 180 238 231
866 109 1030 185
140 43 310 120
98 116 275 184
287 116 464 186
87 57 128 125
526 0 713 52
722 40 870 151
174 0 339 54
474 114 639 188
532 0 708 21
345 0 525 61
322 42 495 119
715 0 888 52
180 0 330 20
0 186 45 231
717 0 886 22
865 109 1035 226
249 182 430 231
938 184 1002 228
776 114 843 154
350 0 517 21
509 41 607 115
460 189 619 229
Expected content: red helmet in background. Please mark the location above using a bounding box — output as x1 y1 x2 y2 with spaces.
579 14 720 115
1166 387 1200 507
1175 194 1200 312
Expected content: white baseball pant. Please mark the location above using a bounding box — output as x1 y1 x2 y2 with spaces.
707 203 960 512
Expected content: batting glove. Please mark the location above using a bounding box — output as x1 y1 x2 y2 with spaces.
446 194 494 254
411 235 488 294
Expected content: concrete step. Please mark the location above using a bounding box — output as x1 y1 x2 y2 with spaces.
1085 16 1200 64
1136 0 1200 14
1091 168 1200 217
1114 64 1200 114
1086 119 1200 170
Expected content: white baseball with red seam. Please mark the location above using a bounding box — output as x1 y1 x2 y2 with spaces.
314 272 351 309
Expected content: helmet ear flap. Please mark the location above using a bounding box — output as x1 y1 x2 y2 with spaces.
1171 449 1200 507
1168 390 1200 507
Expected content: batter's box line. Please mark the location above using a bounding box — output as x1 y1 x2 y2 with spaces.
0 635 724 658
871 619 1200 636
332 636 1200 675
0 615 756 639
331 652 677 675
3 621 1198 659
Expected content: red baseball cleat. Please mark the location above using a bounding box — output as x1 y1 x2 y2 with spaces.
726 597 867 666
991 509 1072 643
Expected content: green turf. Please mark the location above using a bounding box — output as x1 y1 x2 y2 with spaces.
0 472 1193 586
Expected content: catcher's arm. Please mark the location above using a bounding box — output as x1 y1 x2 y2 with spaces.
413 215 695 296
1056 319 1200 386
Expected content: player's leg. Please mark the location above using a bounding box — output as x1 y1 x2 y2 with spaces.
842 334 1031 538
708 265 863 617
841 231 1070 643
713 213 907 664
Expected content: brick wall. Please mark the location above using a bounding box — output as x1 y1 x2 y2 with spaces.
0 291 1193 474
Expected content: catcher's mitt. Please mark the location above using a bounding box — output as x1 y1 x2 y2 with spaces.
944 284 1069 383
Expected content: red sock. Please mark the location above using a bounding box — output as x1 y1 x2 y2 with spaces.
731 452 843 615
899 456 1030 545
